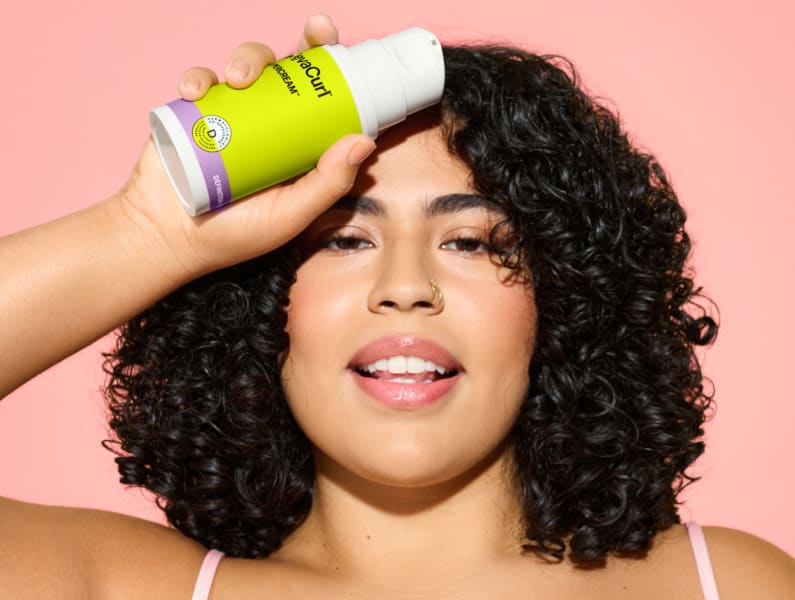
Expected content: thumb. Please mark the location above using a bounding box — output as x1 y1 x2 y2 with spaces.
261 133 376 236
292 133 376 205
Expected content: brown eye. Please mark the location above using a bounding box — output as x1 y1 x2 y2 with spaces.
441 237 490 254
319 235 374 252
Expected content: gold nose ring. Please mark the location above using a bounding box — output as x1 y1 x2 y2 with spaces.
429 277 444 313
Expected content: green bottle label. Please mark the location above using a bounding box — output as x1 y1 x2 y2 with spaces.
180 46 362 208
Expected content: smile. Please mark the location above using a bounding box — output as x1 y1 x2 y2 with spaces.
354 355 458 384
348 337 463 409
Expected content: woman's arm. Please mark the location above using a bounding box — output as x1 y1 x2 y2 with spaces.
0 16 373 400
0 15 373 597
0 496 207 599
0 184 189 399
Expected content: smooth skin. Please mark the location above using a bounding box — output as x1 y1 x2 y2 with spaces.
1 15 794 600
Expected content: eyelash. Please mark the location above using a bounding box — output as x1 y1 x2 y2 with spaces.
317 233 493 255
440 236 492 254
317 234 374 252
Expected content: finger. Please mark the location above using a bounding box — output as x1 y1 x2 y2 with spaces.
297 14 339 52
224 41 276 88
252 135 376 244
178 66 219 100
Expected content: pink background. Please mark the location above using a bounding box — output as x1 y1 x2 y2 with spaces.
1 1 793 555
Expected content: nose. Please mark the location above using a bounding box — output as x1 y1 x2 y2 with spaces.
367 249 443 315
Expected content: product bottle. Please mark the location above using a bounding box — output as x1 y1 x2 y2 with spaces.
150 27 445 215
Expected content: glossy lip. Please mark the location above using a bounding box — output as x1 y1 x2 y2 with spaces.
348 336 463 409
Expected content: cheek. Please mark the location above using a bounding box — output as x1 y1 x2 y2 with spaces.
283 265 359 366
471 287 536 421
463 279 537 370
279 265 363 424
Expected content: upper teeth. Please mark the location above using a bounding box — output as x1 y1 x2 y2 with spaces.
361 356 450 375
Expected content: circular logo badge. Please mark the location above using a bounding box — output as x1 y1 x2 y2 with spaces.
192 115 231 152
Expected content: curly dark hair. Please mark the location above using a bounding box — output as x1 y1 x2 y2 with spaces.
103 44 717 565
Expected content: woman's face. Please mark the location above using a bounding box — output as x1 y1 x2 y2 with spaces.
281 120 537 489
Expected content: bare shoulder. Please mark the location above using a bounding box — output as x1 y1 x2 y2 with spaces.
577 524 795 600
702 526 795 600
0 496 207 599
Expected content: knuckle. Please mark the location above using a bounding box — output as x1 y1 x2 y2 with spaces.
235 41 275 65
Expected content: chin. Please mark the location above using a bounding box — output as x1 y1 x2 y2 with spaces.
317 437 510 493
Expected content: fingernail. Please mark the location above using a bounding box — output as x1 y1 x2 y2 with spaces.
226 59 251 80
347 139 376 166
182 77 203 95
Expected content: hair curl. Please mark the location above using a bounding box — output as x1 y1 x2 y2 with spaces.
104 44 717 565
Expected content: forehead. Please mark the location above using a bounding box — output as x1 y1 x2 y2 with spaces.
351 119 474 200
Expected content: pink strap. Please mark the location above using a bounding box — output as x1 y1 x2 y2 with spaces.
191 528 721 599
191 549 224 600
686 522 720 600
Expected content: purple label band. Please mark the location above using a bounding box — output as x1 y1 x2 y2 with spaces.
167 99 232 210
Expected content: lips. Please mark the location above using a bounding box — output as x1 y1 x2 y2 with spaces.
348 336 463 409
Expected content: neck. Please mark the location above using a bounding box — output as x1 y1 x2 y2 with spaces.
275 442 526 587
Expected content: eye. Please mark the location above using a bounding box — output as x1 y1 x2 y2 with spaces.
317 233 374 253
440 236 491 254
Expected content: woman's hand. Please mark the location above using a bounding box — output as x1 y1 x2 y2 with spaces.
0 15 374 399
180 14 340 97
119 14 375 282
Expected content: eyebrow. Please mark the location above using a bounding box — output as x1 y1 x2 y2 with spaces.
330 193 501 218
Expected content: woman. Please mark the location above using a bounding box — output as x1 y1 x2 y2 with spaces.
1 15 793 599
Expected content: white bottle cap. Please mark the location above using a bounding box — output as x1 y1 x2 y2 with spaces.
378 28 445 114
342 27 445 132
